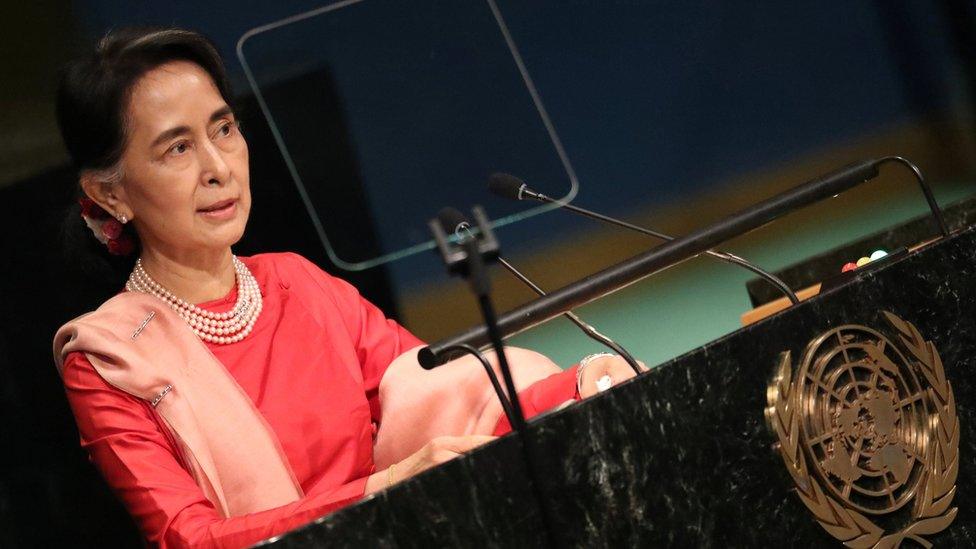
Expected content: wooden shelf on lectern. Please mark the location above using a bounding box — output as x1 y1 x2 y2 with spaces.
741 283 822 326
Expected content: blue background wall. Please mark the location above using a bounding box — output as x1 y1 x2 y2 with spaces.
72 1 970 285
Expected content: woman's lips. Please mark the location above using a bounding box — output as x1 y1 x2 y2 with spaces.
198 199 237 220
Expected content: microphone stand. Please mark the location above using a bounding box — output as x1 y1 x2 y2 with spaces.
421 158 950 365
429 207 526 432
452 217 643 376
428 205 557 547
496 256 642 375
513 185 801 305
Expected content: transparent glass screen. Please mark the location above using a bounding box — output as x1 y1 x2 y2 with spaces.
237 0 578 270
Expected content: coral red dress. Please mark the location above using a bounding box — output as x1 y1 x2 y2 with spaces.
61 253 576 548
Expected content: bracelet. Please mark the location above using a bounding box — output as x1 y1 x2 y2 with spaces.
387 462 398 488
576 352 616 395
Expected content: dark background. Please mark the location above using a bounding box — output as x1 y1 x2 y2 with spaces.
1 1 975 546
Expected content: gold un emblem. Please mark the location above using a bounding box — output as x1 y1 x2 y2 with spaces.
766 312 959 548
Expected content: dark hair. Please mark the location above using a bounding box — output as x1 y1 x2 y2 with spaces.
56 27 234 290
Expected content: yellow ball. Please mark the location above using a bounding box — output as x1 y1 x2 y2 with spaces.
855 256 871 267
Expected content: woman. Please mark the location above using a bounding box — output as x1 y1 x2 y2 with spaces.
53 27 640 548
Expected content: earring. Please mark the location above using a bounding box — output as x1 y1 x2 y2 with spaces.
117 213 128 224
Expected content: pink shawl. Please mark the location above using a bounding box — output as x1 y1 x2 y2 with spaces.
53 292 560 517
372 345 562 469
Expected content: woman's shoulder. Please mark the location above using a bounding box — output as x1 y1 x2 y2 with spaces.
239 251 319 280
239 252 351 293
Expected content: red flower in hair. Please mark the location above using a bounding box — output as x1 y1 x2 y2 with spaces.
78 197 135 255
107 234 135 256
102 218 123 240
79 197 111 220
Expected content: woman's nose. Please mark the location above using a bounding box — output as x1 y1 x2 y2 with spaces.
199 140 231 186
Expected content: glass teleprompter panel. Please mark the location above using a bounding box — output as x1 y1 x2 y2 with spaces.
237 0 579 271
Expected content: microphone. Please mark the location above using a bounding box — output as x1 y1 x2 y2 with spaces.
422 159 946 362
489 173 801 305
433 207 527 431
439 207 642 375
438 207 474 241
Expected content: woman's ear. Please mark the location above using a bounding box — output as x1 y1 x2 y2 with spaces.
80 171 131 221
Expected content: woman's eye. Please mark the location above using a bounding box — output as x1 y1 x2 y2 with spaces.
168 142 189 156
217 122 235 138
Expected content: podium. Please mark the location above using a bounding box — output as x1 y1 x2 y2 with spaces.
260 198 976 548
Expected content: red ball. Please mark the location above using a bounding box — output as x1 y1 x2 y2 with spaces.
841 262 857 273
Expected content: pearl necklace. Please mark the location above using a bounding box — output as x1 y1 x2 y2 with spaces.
125 256 263 344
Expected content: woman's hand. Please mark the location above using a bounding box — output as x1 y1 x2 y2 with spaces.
578 355 648 399
388 435 496 486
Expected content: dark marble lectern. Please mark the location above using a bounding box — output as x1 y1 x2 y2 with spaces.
260 207 976 548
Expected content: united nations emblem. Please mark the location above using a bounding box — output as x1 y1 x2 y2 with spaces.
765 312 959 547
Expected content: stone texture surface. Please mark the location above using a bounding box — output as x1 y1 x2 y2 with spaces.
264 224 976 548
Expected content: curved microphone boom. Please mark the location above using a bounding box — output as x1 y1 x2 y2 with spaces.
440 207 642 375
489 173 801 305
420 158 948 365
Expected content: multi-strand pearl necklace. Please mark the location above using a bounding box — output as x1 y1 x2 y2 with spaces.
125 256 262 344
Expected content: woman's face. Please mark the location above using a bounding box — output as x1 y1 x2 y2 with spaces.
109 60 250 259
